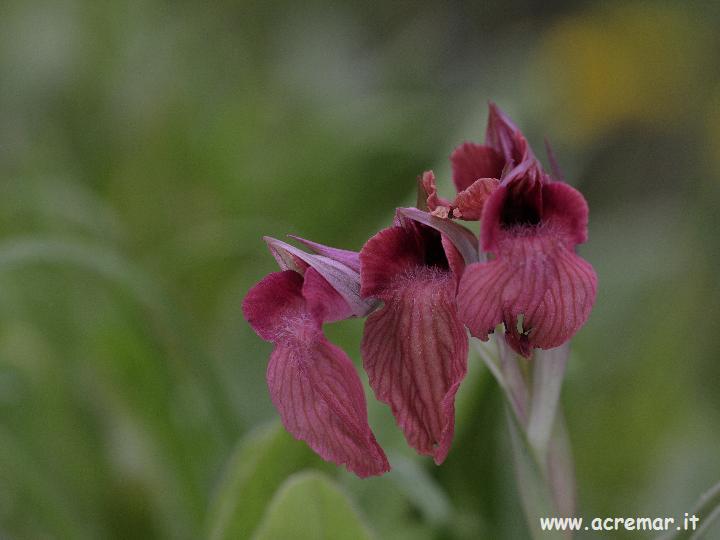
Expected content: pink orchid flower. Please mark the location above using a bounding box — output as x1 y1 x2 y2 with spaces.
242 102 597 476
242 238 389 478
456 109 598 357
359 208 477 464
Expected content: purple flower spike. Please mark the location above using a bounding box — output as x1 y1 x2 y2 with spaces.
243 264 389 478
359 217 470 464
458 163 597 358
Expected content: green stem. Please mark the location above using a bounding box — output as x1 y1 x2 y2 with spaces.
660 480 720 539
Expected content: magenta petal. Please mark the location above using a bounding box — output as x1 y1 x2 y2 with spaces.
361 271 468 463
458 236 597 357
242 270 306 342
395 207 479 267
302 267 353 324
360 226 425 298
479 184 509 252
440 235 466 283
289 235 362 273
450 142 504 193
519 241 597 351
485 102 528 165
456 259 507 342
268 337 390 478
264 237 376 317
541 182 589 246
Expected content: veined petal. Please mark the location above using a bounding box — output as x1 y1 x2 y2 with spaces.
302 267 353 324
361 270 468 463
458 235 597 357
450 142 504 193
521 242 597 351
268 337 390 478
456 259 508 343
453 177 500 220
242 270 306 342
289 235 362 273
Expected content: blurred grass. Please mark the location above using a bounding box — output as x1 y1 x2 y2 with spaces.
1 0 720 538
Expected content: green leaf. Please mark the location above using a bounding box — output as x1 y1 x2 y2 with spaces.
386 455 452 526
205 422 331 540
252 471 372 540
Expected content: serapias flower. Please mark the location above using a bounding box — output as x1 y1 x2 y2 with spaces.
457 143 597 358
242 101 597 476
242 238 389 478
421 103 537 221
359 208 477 464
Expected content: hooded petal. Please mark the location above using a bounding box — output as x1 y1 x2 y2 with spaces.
450 142 504 193
264 237 377 317
480 173 545 252
458 235 597 357
268 337 390 478
289 235 362 273
361 269 467 463
395 207 479 267
485 102 530 165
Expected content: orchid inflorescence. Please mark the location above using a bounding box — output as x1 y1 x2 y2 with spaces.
242 104 597 478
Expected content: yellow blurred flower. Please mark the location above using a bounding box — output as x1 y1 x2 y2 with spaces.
534 2 710 142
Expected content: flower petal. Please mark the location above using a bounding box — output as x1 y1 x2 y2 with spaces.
361 270 468 463
242 270 306 342
541 182 589 246
450 142 504 193
486 102 529 165
458 235 597 357
456 258 508 342
440 234 466 284
302 267 353 324
521 243 597 351
420 170 452 214
264 237 377 317
360 225 427 298
395 207 479 266
289 235 362 273
265 236 309 274
453 177 500 220
479 184 509 252
268 337 390 478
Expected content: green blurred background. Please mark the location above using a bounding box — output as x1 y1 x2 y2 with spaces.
2 0 720 538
